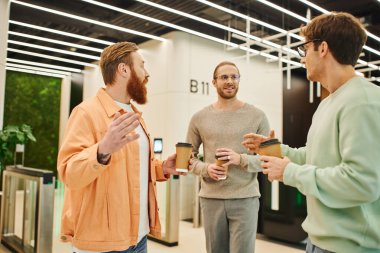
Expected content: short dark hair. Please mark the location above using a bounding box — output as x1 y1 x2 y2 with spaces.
213 61 240 79
301 12 367 66
99 42 139 85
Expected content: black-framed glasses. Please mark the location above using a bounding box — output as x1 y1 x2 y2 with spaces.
215 74 240 82
297 39 321 57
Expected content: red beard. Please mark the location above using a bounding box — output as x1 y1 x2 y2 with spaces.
127 69 148 104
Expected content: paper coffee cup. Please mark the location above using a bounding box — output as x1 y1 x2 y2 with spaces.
215 155 228 180
215 155 228 166
257 139 282 158
175 142 193 172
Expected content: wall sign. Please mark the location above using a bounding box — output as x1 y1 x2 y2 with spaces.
190 79 209 95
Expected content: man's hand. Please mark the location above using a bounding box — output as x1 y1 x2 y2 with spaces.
98 111 140 155
242 130 275 154
260 155 290 182
207 164 227 181
163 153 187 176
215 148 240 166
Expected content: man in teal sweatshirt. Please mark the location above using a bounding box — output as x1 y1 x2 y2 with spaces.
243 12 380 253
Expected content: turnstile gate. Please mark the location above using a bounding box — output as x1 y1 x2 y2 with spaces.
0 166 55 253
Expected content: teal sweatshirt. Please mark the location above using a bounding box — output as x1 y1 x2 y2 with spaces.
282 76 380 253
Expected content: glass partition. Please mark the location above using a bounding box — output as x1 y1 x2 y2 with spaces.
0 166 54 253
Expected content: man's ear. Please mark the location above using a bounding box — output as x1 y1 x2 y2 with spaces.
320 41 329 57
117 63 129 77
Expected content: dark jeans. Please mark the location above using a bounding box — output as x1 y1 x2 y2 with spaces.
306 238 334 253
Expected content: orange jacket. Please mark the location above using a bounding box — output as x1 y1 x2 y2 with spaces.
57 88 168 252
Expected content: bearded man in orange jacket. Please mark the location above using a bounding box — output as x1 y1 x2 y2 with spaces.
58 42 184 253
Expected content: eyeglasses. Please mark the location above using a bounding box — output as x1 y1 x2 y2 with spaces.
297 39 321 57
215 74 240 82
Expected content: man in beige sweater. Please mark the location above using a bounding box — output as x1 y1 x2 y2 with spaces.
186 61 270 253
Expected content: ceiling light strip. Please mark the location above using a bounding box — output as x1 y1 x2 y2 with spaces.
7 58 81 72
10 20 112 46
84 0 300 67
297 0 380 43
263 27 302 41
255 0 380 65
81 0 237 48
11 0 165 42
231 33 298 57
9 31 103 53
256 0 309 23
363 46 380 57
369 76 380 83
7 48 98 67
357 67 377 73
355 71 365 77
196 0 303 40
84 0 301 67
5 66 66 78
238 45 301 67
357 59 380 71
133 0 299 57
297 0 329 14
280 58 303 67
8 40 100 60
6 62 71 75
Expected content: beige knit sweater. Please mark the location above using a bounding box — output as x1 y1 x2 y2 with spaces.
186 103 270 199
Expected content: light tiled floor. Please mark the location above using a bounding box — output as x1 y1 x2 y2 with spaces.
146 221 305 253
0 188 305 253
1 221 304 253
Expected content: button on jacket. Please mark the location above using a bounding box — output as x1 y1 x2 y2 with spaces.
57 88 168 252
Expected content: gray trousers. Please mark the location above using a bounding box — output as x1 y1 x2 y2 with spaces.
306 239 335 253
200 197 260 253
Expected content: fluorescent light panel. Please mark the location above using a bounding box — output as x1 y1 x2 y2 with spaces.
8 31 103 53
246 0 380 70
10 20 112 46
7 58 81 73
357 58 380 71
131 0 299 57
7 48 98 67
82 0 238 48
11 0 165 42
8 40 100 60
256 0 309 23
297 0 329 14
5 66 66 78
297 0 380 43
196 0 303 40
363 46 380 57
6 62 71 75
369 76 380 82
85 0 301 67
355 71 365 76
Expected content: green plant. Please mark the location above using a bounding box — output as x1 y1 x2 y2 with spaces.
5 71 61 173
0 124 36 170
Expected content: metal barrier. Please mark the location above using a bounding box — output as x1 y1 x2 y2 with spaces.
148 175 180 246
0 166 55 253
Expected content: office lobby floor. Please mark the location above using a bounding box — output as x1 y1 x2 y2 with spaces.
0 220 305 253
0 186 305 253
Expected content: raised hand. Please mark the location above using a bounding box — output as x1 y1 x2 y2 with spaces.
242 130 275 154
98 111 140 155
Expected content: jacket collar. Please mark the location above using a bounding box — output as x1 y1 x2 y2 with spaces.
96 88 143 117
